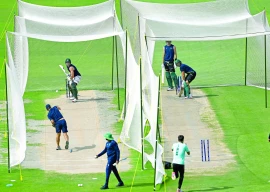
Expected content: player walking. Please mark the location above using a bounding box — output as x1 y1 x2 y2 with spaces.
171 135 190 192
163 41 178 91
65 58 82 102
95 133 124 190
46 104 69 150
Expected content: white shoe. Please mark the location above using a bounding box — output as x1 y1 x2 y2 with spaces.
189 94 193 99
69 97 74 100
167 87 174 91
72 98 77 103
171 172 176 180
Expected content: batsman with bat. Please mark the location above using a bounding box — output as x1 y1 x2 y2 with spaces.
95 133 124 190
64 58 82 102
175 60 196 99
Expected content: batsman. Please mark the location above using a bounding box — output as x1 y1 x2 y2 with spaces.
65 58 82 102
175 60 196 99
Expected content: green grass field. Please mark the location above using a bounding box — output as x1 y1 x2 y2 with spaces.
1 0 270 191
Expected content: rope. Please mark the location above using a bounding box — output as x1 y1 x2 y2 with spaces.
0 1 17 42
129 152 141 192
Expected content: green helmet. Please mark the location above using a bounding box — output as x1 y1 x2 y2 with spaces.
175 59 182 67
65 58 71 63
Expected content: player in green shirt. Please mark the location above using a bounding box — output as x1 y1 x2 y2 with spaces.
171 135 190 192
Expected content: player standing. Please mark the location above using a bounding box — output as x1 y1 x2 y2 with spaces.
163 41 178 91
65 58 82 102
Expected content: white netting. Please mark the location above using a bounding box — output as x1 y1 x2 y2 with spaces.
6 0 141 169
14 16 123 42
126 0 251 24
145 11 270 41
123 0 270 186
6 35 26 167
18 0 114 25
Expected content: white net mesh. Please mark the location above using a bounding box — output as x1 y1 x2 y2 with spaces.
18 0 114 25
126 0 251 24
6 0 131 168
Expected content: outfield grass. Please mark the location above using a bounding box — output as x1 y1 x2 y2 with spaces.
1 0 270 191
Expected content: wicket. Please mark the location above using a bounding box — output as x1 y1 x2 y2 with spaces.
66 79 71 98
201 139 210 162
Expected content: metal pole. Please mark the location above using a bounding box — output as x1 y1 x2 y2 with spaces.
119 0 123 28
140 58 144 170
154 75 161 190
265 35 268 108
245 37 248 86
124 29 128 118
115 36 120 110
4 62 11 173
111 36 115 90
157 75 161 142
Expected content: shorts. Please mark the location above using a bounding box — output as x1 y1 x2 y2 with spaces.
73 76 81 84
164 61 175 72
186 72 196 83
55 119 68 133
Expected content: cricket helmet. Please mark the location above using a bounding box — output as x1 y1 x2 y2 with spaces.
104 132 114 140
175 59 182 67
65 58 71 63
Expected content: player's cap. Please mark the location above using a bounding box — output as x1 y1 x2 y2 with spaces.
104 132 114 140
65 58 71 63
45 104 51 110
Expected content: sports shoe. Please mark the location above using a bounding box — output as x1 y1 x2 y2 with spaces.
189 94 193 99
100 185 109 190
72 98 77 103
167 87 174 91
116 182 124 187
56 146 61 150
65 141 69 149
171 172 176 180
176 189 182 192
69 97 74 100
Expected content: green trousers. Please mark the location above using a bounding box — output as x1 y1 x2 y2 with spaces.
166 71 178 89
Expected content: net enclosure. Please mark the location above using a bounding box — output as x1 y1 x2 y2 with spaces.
121 0 270 186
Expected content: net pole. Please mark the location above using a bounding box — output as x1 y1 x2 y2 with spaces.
111 36 115 90
115 35 120 110
157 74 161 142
264 35 268 108
124 29 128 118
153 75 161 191
244 37 248 86
4 60 10 173
140 57 144 170
119 0 123 27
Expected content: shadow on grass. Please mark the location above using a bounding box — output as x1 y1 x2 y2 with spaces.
116 182 153 188
71 144 96 152
76 98 108 102
187 186 233 192
192 94 219 98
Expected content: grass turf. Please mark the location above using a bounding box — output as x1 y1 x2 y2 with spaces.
0 0 270 191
